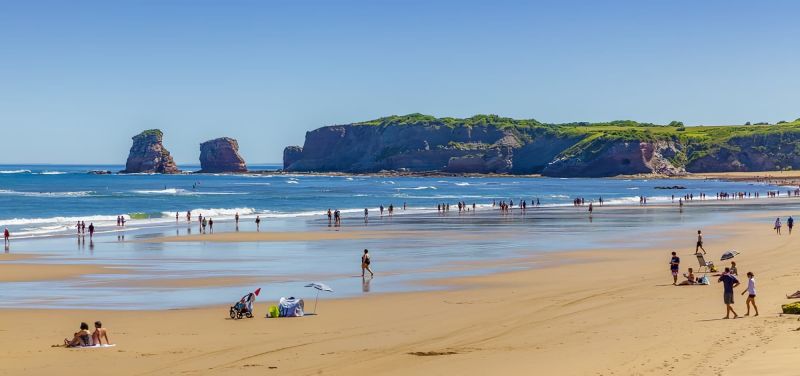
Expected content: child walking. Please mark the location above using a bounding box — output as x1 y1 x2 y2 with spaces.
741 272 759 316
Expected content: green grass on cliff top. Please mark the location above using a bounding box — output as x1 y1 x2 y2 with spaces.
353 113 800 142
135 129 164 138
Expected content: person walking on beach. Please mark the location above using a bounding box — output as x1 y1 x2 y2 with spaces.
3 227 9 245
695 230 706 254
255 215 261 231
788 216 794 234
670 251 680 285
588 202 593 215
175 212 179 222
201 217 207 233
235 212 240 225
774 217 782 235
741 272 759 317
364 208 369 223
718 267 740 319
186 210 191 222
208 218 214 233
88 223 94 238
361 249 374 277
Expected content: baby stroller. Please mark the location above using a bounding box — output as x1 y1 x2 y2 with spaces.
230 288 260 319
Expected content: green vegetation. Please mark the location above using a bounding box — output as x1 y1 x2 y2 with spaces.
350 113 800 168
354 113 542 129
136 129 163 138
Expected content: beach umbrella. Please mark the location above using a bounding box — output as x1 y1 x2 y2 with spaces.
254 288 261 296
721 250 739 261
304 282 333 314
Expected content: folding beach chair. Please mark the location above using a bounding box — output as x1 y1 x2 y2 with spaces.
695 253 716 273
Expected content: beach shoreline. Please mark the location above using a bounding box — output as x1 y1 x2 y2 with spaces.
2 211 800 375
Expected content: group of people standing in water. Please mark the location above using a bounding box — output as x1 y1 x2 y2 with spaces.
75 221 95 238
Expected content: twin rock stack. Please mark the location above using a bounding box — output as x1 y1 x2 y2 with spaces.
121 129 247 174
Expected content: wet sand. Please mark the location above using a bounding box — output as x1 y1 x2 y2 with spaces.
148 229 434 243
2 216 800 375
0 259 124 283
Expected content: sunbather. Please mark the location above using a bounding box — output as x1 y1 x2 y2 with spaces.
678 268 696 285
92 321 110 345
64 322 91 347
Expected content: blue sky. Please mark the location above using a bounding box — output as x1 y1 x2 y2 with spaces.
1 0 799 164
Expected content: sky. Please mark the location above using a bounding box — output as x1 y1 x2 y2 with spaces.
1 0 799 164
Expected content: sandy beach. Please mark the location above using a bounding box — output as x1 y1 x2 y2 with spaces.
2 212 800 376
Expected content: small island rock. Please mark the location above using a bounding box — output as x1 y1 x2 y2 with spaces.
198 137 247 173
120 129 180 174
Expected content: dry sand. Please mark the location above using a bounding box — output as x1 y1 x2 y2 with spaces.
2 220 800 375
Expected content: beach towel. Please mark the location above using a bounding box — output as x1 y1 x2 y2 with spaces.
782 302 800 314
279 297 305 317
696 275 709 285
73 344 116 349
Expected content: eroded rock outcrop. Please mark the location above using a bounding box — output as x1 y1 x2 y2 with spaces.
121 129 179 174
198 137 247 173
542 140 685 177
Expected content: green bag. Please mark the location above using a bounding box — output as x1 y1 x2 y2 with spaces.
781 302 800 314
268 305 280 318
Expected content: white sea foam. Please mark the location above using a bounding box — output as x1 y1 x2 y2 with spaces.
0 214 124 227
396 186 437 191
0 189 93 198
286 180 299 184
165 207 256 218
37 171 68 175
132 188 244 195
0 169 31 174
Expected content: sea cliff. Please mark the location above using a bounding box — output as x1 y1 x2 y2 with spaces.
121 129 179 174
283 114 800 177
198 137 247 173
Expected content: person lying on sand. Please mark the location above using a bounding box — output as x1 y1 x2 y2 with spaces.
92 321 110 345
64 322 91 347
678 268 696 285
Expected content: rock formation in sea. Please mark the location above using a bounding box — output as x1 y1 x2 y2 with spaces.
283 114 800 177
121 129 180 174
198 137 248 173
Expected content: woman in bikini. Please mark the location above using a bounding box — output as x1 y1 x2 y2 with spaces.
361 249 374 277
64 322 91 347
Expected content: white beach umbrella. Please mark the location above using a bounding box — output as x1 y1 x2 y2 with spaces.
304 282 333 314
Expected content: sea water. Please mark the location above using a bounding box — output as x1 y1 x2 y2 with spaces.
0 164 795 309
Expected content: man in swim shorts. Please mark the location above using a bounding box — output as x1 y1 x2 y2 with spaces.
670 251 680 285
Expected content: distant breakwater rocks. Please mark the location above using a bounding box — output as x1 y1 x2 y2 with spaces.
282 113 800 177
120 130 249 174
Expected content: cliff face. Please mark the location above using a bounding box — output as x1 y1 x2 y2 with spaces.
686 133 800 172
198 137 247 173
283 114 800 177
121 130 179 174
284 123 524 173
543 140 685 177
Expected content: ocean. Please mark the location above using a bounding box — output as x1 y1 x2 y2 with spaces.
0 164 795 309
0 164 780 239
